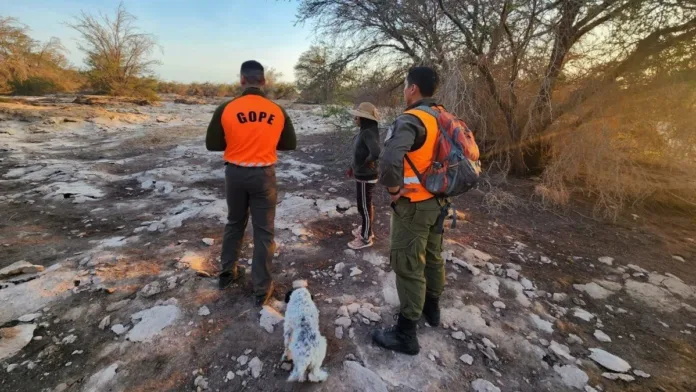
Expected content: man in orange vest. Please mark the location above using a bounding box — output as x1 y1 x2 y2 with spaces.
206 60 296 307
372 66 444 355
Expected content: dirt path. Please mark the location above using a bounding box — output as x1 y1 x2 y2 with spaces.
1 97 695 392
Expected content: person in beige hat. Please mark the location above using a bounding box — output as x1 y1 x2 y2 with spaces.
346 102 381 250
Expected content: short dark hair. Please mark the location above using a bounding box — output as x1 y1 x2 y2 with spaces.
241 60 265 85
406 66 439 97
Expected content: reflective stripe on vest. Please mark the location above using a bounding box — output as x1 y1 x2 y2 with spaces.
226 161 274 167
221 95 285 166
402 107 439 202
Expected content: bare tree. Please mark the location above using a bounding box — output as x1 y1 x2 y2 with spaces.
68 2 160 96
1 16 74 94
297 0 696 174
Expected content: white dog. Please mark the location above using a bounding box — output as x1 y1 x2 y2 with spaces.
281 280 328 382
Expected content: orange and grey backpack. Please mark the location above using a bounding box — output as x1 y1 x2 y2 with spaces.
405 105 481 198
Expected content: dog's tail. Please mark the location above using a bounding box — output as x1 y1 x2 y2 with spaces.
292 279 308 289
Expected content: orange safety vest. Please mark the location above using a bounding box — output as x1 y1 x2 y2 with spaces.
402 108 438 202
221 94 285 166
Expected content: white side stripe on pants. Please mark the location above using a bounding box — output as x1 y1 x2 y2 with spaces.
361 182 370 240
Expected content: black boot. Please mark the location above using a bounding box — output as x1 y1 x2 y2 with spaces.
218 266 246 290
422 295 440 327
371 314 419 355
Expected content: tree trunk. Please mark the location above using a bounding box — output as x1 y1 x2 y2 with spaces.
510 145 528 176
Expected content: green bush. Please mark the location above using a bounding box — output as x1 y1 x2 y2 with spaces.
9 77 65 95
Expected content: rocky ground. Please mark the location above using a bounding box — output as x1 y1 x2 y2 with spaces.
0 95 695 392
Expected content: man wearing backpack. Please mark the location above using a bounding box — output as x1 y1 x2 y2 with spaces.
371 66 447 355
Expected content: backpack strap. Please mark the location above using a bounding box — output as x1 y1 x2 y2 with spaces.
403 104 441 180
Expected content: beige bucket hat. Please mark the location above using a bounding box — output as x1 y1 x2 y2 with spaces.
348 102 379 122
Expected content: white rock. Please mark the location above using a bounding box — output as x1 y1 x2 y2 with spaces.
194 375 209 390
553 293 568 302
475 275 500 298
348 328 355 339
237 355 249 366
334 262 346 273
626 264 648 274
573 308 595 322
554 364 589 390
506 269 520 280
589 348 631 373
493 301 506 309
358 307 381 322
540 255 552 264
459 354 474 365
363 252 387 267
585 386 599 392
127 305 180 342
347 303 361 314
6 364 19 372
139 281 162 298
471 378 501 392
198 306 210 316
202 238 214 246
482 338 496 348
567 334 584 345
335 317 352 328
337 306 350 318
18 313 41 322
573 282 614 300
344 249 356 257
595 280 622 292
226 371 235 381
111 324 127 335
0 324 36 361
259 306 284 333
248 357 263 378
602 372 635 382
530 314 554 333
83 363 120 391
350 267 363 277
594 330 611 343
549 340 575 361
0 261 44 279
343 361 388 392
106 299 131 312
452 331 467 340
519 277 534 291
335 326 344 339
633 369 650 378
451 257 481 276
62 334 77 344
98 315 111 330
672 255 685 262
598 257 614 266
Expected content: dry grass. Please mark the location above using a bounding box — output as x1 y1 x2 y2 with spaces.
482 187 524 214
540 80 696 220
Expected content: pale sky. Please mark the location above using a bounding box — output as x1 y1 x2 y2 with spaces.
4 0 313 83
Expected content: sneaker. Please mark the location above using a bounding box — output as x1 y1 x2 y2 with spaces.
351 227 375 241
218 266 246 290
347 236 374 250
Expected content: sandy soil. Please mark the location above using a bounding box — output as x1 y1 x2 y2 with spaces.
0 96 695 392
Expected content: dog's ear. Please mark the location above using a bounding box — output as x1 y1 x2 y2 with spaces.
284 289 294 303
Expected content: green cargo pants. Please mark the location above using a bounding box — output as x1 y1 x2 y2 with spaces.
390 197 446 321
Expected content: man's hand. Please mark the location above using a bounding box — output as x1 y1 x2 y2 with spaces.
388 187 414 202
